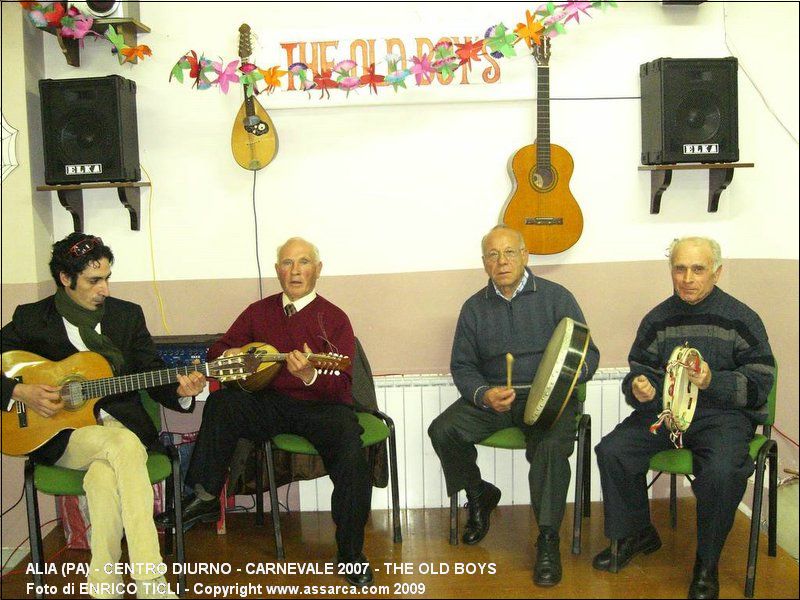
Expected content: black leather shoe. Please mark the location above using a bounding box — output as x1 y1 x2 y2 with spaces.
156 495 219 530
688 558 719 599
337 554 374 587
462 481 501 545
592 524 662 572
533 531 562 586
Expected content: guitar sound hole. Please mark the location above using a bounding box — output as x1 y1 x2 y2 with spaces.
61 380 85 411
530 167 557 192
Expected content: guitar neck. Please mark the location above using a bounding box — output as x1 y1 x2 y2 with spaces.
80 363 216 399
536 63 551 169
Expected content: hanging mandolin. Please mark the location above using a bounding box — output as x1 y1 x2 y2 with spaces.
230 23 278 171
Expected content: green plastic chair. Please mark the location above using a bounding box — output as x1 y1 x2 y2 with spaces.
448 383 591 555
24 391 186 598
623 364 778 598
255 340 401 560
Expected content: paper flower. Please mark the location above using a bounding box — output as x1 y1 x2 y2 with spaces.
313 69 338 99
60 15 96 40
259 66 289 94
212 60 240 94
43 1 64 26
333 59 357 79
485 23 517 58
560 1 594 24
410 53 435 85
385 68 411 92
360 63 385 94
121 44 152 64
515 9 544 49
455 39 484 70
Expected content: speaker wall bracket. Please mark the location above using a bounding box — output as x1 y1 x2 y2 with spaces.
40 18 150 67
37 182 149 232
638 163 753 214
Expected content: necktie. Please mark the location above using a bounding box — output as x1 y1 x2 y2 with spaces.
284 303 297 317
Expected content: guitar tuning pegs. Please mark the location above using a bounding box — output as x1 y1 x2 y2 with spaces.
334 370 340 376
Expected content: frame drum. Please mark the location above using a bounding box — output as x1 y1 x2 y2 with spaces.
523 317 591 428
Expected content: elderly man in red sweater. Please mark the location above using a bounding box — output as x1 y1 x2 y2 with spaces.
160 237 372 585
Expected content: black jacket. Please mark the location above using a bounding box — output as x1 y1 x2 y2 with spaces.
1 294 194 464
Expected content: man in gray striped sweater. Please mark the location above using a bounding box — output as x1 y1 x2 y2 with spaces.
593 237 776 600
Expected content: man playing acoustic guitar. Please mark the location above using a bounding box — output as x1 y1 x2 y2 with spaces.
1 233 206 599
157 237 374 587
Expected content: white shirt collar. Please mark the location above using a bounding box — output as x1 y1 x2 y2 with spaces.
282 291 317 314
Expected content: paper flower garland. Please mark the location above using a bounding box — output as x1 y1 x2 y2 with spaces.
19 1 152 65
170 1 616 99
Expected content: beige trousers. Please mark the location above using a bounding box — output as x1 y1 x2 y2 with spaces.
55 419 166 598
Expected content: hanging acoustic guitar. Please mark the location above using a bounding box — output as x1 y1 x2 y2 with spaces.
502 37 583 255
231 23 278 171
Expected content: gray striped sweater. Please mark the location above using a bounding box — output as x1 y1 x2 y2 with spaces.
623 286 775 424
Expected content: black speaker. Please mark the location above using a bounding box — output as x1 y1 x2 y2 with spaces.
640 57 738 165
40 75 140 185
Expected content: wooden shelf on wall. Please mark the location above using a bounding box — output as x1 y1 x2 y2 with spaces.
36 181 150 232
44 18 151 67
639 162 754 214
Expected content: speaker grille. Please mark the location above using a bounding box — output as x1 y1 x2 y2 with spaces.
40 75 140 185
640 58 738 165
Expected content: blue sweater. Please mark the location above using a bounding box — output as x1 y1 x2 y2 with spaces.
451 269 600 407
623 286 775 423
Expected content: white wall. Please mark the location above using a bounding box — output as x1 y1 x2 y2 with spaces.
33 1 798 283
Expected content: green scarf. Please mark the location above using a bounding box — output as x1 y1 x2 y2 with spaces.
54 287 125 374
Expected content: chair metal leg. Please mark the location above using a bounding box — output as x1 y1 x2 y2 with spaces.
384 414 402 543
24 460 45 599
669 473 677 529
264 441 284 560
609 538 620 573
170 450 186 598
768 443 778 556
745 441 775 598
449 492 459 545
163 474 174 557
583 416 592 518
572 414 590 555
254 445 265 526
372 409 402 543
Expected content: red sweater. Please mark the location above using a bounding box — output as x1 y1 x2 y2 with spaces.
208 294 354 405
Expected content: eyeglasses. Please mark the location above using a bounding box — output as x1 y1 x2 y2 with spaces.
68 236 103 258
484 248 525 263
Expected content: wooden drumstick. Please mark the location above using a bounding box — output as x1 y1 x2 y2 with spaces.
506 353 514 389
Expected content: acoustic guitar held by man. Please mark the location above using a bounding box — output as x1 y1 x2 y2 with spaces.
1 233 206 599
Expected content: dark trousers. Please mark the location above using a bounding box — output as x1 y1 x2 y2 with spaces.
186 387 372 560
594 409 755 566
427 393 579 530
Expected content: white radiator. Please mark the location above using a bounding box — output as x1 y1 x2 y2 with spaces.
298 368 635 512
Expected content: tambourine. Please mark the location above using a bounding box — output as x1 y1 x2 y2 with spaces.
649 343 702 448
523 317 591 428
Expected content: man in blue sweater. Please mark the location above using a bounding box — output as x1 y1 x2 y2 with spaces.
593 237 775 600
428 225 599 586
